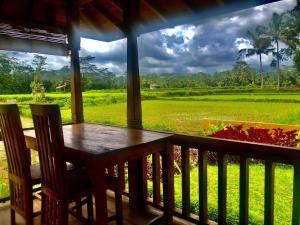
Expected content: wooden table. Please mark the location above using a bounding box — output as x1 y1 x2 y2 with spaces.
24 123 175 225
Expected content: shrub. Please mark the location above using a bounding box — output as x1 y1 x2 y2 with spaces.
210 125 299 147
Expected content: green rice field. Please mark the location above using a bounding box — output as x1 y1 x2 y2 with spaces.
0 88 300 223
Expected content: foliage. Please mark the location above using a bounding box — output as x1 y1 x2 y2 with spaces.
210 125 299 147
0 53 299 96
257 12 292 90
30 54 47 101
238 29 273 88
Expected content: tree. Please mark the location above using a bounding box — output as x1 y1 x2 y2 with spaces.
257 12 289 90
30 54 47 100
285 0 300 72
238 30 273 88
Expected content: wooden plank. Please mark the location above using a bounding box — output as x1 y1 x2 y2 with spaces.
181 146 190 217
152 152 161 206
240 157 249 225
142 0 167 21
292 162 300 225
66 0 84 123
218 152 227 225
171 134 300 165
264 160 275 225
161 142 174 224
198 149 208 224
117 163 126 190
90 1 124 31
128 157 147 210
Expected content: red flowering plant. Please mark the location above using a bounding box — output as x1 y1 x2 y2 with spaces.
210 125 299 147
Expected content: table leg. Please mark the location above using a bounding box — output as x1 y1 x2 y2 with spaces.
161 142 174 224
87 162 108 225
128 158 147 210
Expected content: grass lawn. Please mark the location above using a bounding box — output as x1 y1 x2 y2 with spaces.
0 142 9 198
79 100 300 135
147 163 293 225
0 89 299 223
170 163 293 225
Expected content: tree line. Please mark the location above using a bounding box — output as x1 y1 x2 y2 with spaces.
0 1 298 94
0 52 298 94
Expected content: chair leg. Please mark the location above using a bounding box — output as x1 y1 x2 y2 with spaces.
10 209 16 225
115 189 123 225
25 217 34 225
76 198 83 217
87 194 94 224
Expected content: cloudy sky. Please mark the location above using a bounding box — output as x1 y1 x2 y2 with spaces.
2 0 297 75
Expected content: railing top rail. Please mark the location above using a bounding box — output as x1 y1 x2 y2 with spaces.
171 134 300 165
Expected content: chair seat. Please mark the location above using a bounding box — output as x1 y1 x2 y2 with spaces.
66 168 120 201
30 162 76 185
30 164 41 185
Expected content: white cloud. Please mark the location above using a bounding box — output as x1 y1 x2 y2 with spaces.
234 38 252 50
254 5 265 11
81 38 111 53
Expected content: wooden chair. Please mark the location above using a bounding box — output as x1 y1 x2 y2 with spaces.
30 103 124 225
0 104 41 225
30 103 94 225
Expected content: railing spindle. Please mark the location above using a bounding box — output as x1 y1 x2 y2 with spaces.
218 152 227 225
292 162 300 225
198 150 208 224
152 152 161 205
240 156 249 225
264 160 275 225
181 146 190 216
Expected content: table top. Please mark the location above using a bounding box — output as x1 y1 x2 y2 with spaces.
24 123 173 157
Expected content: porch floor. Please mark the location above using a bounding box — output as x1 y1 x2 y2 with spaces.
0 192 191 225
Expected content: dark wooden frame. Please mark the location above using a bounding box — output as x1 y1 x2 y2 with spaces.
24 122 175 225
0 104 40 225
30 104 93 225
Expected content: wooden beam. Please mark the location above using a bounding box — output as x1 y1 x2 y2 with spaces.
0 18 66 34
90 1 124 31
26 0 34 21
66 0 84 123
143 0 167 21
0 0 6 13
182 0 198 12
111 0 123 11
47 4 55 25
124 0 142 129
182 0 217 12
124 0 146 214
43 0 92 6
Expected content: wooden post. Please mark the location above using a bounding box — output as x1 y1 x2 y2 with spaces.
124 0 142 129
66 1 84 123
123 0 146 211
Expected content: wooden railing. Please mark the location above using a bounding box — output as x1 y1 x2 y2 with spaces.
1 132 300 224
144 134 300 225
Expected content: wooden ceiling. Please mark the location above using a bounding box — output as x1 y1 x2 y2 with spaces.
0 0 279 42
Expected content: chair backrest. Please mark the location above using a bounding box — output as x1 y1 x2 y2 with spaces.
30 104 66 195
30 104 68 225
0 104 32 214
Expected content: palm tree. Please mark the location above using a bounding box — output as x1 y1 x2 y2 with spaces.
257 12 288 90
238 30 273 88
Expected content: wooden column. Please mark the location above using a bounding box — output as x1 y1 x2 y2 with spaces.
124 0 142 129
123 0 146 211
67 1 84 123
